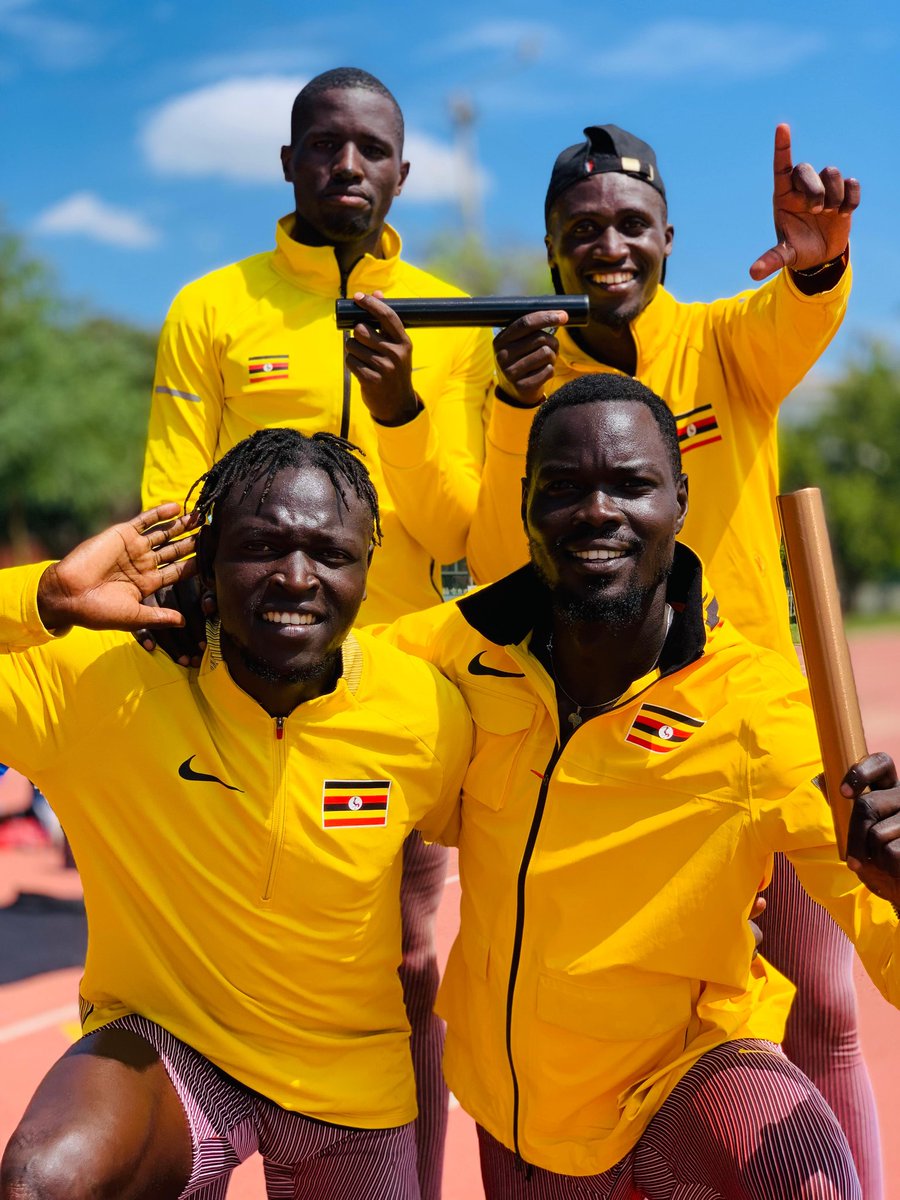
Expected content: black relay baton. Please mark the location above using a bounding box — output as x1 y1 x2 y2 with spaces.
334 294 590 330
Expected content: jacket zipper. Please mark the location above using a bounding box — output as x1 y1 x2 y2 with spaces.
339 266 351 440
261 716 287 901
505 740 561 1171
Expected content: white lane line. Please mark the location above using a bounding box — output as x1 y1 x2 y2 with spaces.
0 1005 78 1044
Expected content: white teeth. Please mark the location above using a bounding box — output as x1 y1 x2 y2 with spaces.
572 548 627 561
589 272 634 285
262 611 316 625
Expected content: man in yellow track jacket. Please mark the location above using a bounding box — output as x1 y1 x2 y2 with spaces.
142 68 492 627
466 123 857 662
382 375 900 1197
0 430 471 1200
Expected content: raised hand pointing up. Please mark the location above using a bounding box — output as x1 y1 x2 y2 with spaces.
749 123 860 281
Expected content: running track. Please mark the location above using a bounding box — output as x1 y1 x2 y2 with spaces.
1 629 897 1198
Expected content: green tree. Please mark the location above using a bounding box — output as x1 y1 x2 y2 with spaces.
0 227 155 560
423 231 551 297
780 343 900 605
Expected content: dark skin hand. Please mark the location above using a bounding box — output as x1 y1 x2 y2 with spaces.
492 309 571 408
749 123 860 281
38 506 198 633
345 290 421 426
843 752 900 907
136 573 209 667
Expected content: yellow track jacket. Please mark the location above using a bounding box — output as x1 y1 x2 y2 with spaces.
142 216 494 624
382 545 899 1175
0 562 472 1127
466 267 851 660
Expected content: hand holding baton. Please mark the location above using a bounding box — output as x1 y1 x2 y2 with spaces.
778 487 867 858
335 294 590 330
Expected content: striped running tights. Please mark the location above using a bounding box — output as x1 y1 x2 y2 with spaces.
756 852 882 1197
399 830 450 1200
87 1015 420 1200
478 1039 861 1199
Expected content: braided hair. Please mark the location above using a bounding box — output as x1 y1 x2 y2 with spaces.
190 428 382 574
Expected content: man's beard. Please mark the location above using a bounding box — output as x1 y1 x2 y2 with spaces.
224 630 341 687
530 539 673 631
317 210 374 243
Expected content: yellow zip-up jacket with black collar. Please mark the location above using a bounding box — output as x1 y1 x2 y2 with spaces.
0 562 472 1128
381 544 900 1176
142 215 494 624
466 266 851 660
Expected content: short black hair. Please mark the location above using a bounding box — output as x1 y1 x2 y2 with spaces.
289 67 404 150
190 428 382 576
525 374 682 483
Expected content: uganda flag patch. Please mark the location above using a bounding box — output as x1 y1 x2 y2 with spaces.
322 779 391 829
675 403 721 454
248 354 289 383
625 704 705 754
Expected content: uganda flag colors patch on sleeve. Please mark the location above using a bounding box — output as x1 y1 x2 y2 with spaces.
625 704 706 754
674 403 721 453
322 779 391 828
248 354 289 383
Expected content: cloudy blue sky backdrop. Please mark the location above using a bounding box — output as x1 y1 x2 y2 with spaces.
3 0 899 366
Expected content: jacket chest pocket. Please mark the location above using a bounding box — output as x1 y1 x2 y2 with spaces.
461 685 537 812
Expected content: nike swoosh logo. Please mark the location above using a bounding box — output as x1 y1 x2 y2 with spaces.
178 756 244 792
468 652 524 679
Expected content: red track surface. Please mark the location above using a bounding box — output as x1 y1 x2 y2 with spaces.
1 629 898 1198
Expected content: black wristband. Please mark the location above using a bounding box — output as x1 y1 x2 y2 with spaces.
792 251 847 278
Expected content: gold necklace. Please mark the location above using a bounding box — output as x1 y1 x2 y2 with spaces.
547 633 623 729
547 605 673 730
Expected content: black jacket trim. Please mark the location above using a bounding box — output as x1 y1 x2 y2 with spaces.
457 543 710 679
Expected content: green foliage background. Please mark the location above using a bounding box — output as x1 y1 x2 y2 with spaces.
781 345 900 604
0 227 153 559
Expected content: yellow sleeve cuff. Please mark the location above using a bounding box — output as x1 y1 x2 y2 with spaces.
0 562 60 646
374 405 437 470
487 389 538 455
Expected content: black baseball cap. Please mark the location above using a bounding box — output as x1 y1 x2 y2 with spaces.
544 125 665 224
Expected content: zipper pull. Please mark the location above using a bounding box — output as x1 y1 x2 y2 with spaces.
275 716 284 740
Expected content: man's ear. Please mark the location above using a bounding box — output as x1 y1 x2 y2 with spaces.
280 144 293 183
674 472 688 534
664 222 675 259
396 160 410 196
544 232 555 270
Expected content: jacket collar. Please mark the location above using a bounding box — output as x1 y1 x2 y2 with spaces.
271 213 404 297
198 627 365 723
457 543 717 680
556 285 680 377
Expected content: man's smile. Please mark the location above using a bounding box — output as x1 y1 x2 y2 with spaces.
261 610 320 627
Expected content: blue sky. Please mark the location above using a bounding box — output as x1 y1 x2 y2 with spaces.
3 0 899 373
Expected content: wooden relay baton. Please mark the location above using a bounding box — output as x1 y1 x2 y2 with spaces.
334 294 590 330
778 487 867 858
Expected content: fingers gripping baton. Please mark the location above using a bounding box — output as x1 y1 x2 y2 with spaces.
778 488 867 858
334 294 590 330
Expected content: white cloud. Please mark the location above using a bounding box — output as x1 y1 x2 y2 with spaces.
140 76 490 204
591 19 825 81
33 193 160 249
140 76 304 182
402 131 490 206
0 0 110 70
